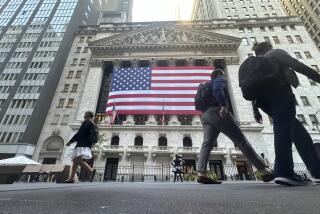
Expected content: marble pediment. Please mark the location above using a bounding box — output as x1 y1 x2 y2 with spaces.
89 24 241 50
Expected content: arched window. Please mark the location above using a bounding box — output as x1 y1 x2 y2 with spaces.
183 136 192 147
134 136 143 146
111 136 119 146
158 136 167 147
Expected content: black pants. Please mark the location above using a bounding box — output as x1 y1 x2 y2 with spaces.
174 171 183 182
257 86 320 178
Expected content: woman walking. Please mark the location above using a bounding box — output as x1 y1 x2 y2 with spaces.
63 111 97 183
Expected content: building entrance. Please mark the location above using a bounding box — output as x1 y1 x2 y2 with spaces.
209 160 224 180
104 158 119 181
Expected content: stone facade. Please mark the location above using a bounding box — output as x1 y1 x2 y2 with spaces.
34 14 320 180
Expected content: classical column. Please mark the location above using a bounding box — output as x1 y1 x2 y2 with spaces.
192 115 201 125
168 115 179 125
146 115 157 125
124 115 134 125
75 59 104 121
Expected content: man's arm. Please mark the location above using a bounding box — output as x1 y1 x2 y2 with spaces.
272 49 320 83
252 101 262 124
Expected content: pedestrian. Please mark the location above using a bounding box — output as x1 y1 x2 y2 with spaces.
195 69 273 184
245 42 320 186
260 153 270 168
63 111 97 183
171 154 184 182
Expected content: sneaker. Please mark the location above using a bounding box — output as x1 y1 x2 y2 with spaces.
258 169 274 182
62 179 75 184
197 176 222 184
275 174 313 186
90 169 96 182
312 178 320 184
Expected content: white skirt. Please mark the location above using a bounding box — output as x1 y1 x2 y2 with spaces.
71 147 92 160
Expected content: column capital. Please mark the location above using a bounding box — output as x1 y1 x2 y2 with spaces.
90 59 103 67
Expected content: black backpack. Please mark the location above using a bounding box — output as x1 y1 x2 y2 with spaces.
238 56 282 101
194 81 218 112
88 122 99 145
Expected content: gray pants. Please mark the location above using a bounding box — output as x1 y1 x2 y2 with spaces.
197 107 267 173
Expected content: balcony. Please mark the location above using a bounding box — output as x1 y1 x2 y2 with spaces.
177 147 199 154
151 146 174 156
102 145 124 155
126 146 149 156
211 147 227 155
229 147 243 158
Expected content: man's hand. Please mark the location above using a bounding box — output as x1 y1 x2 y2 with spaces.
253 109 263 124
219 106 228 118
66 142 72 147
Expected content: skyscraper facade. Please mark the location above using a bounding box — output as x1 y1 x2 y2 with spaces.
0 0 100 159
279 0 320 50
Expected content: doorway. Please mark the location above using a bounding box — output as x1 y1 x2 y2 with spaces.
235 161 253 180
104 158 119 181
209 160 225 180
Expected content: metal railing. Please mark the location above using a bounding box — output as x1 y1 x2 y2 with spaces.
152 146 174 153
177 146 199 153
127 146 149 153
93 163 312 182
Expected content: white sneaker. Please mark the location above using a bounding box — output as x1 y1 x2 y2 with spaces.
275 174 313 186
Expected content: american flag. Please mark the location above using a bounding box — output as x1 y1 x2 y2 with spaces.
106 66 213 115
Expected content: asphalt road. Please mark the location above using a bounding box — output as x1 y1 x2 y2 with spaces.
0 182 319 214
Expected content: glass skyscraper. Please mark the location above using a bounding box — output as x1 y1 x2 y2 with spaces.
0 0 100 158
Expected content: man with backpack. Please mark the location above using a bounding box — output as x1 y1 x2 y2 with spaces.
239 42 320 186
195 69 273 184
63 111 98 183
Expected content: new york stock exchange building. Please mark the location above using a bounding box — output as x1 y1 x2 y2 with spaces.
34 16 320 182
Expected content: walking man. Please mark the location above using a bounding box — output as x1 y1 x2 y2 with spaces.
250 42 320 186
63 111 97 183
196 69 273 184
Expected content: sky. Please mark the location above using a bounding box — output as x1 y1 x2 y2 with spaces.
132 0 195 22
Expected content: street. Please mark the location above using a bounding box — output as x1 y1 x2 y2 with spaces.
0 182 319 214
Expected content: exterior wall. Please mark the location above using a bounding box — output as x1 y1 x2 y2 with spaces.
0 0 100 159
280 0 320 50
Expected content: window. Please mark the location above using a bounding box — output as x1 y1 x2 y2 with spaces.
295 35 303 43
75 70 82 78
66 99 74 108
79 36 85 43
71 84 78 92
260 26 266 32
309 78 317 86
79 58 85 65
268 26 274 31
158 136 167 147
272 36 280 44
83 47 89 53
289 25 296 30
75 47 81 53
264 36 270 43
281 25 287 31
225 8 230 13
239 27 244 33
183 136 192 147
62 84 69 92
304 51 312 59
268 5 274 10
297 114 307 125
247 27 253 32
87 36 92 42
134 136 143 146
250 37 257 44
72 58 78 65
52 114 60 124
111 135 119 145
242 38 249 46
67 70 74 78
61 115 69 125
309 115 319 125
301 96 310 106
57 99 65 108
286 36 294 44
294 52 303 59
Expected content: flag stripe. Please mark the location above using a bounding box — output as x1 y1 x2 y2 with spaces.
107 102 194 107
106 66 213 115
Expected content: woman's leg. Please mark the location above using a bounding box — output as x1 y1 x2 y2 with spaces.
69 156 81 181
179 172 183 182
78 158 94 173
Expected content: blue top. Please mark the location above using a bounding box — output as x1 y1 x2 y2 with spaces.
212 77 227 107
